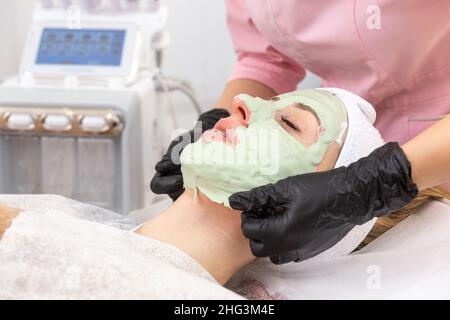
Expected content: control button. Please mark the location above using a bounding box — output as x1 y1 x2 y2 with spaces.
80 115 109 133
43 114 72 131
6 113 35 131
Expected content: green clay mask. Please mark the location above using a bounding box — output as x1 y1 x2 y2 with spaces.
180 89 348 207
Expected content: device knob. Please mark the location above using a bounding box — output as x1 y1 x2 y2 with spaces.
43 114 72 131
6 113 36 131
80 115 109 133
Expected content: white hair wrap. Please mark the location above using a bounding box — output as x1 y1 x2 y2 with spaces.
312 87 384 259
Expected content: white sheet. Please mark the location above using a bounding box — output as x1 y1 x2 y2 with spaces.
0 194 136 230
1 195 449 299
0 204 242 300
227 199 450 299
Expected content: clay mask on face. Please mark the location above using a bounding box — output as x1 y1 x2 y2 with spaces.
180 89 348 207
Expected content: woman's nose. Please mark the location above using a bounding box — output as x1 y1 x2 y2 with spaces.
213 99 251 132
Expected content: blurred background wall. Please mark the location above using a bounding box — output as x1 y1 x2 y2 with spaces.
0 1 35 81
0 0 320 108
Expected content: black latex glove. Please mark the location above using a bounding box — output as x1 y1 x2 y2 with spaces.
229 142 418 264
151 108 230 200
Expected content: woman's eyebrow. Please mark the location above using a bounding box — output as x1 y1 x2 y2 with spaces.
291 103 321 126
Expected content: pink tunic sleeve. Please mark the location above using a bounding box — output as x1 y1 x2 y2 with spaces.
225 0 306 94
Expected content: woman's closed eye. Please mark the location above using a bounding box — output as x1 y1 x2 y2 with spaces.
275 105 321 147
281 116 301 133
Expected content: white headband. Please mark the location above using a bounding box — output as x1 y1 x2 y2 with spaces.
311 87 384 260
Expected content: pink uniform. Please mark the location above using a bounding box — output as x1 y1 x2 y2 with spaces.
226 0 450 144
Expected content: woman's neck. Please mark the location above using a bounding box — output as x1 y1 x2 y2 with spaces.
135 190 255 285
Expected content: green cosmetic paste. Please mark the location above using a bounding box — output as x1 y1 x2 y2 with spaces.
180 89 348 207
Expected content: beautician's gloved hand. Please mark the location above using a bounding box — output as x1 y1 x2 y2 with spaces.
229 142 418 264
151 108 230 200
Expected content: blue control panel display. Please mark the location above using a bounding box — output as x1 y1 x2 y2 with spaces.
36 28 126 66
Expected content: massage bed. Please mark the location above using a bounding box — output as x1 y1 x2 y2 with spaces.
0 194 449 299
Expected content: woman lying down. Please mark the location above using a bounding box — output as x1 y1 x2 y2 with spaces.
0 88 448 300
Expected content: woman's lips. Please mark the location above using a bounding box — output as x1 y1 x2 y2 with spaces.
202 128 239 145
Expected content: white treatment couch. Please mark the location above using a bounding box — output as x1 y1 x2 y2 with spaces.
1 195 449 299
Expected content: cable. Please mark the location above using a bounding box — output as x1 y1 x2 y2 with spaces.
153 69 179 129
155 76 202 116
151 70 203 130
140 47 203 137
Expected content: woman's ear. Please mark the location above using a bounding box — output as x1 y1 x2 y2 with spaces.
318 126 326 135
0 203 21 240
